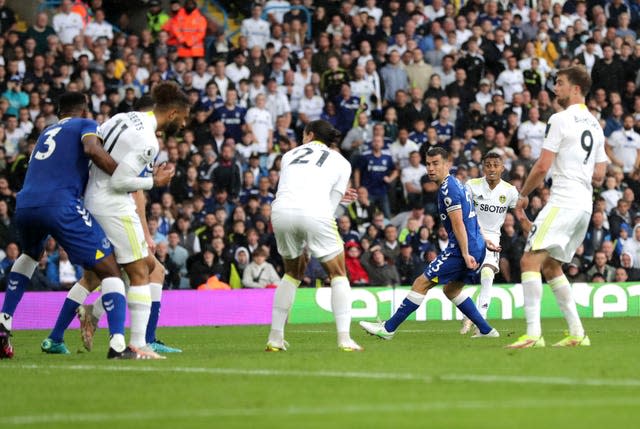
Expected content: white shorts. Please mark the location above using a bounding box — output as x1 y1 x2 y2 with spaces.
271 210 343 261
93 213 149 265
482 250 500 271
524 205 590 263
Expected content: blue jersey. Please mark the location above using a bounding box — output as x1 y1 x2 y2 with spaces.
438 175 484 256
356 151 395 197
409 131 428 147
336 96 361 134
423 175 485 285
215 105 246 142
431 120 455 146
201 95 224 113
18 117 98 208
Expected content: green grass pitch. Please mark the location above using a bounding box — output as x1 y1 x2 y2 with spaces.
0 318 638 429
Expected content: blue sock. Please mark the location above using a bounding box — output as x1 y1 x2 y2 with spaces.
456 296 492 334
145 301 160 344
384 292 424 332
102 292 126 337
1 272 31 316
49 299 80 343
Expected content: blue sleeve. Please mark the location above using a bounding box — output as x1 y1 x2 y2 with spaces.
386 155 396 172
442 178 463 214
80 119 99 138
356 154 367 172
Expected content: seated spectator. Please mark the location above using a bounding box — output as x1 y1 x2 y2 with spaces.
586 250 616 282
233 246 250 279
242 247 279 288
337 215 360 243
620 252 640 280
344 241 369 286
564 257 588 283
155 241 180 289
395 243 422 285
360 245 400 286
46 247 83 290
302 257 329 288
167 232 189 288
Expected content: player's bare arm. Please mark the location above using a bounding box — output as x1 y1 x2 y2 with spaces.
591 161 608 188
82 134 117 175
448 208 478 270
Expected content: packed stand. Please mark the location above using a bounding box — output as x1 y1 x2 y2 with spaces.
0 0 639 290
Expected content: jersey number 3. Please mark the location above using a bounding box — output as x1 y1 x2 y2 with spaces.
33 127 61 161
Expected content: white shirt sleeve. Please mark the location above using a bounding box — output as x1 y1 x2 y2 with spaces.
542 114 563 153
594 128 608 163
109 145 157 192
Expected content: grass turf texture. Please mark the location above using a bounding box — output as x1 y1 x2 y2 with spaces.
0 318 637 429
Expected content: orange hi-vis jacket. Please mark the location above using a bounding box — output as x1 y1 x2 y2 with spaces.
163 8 207 58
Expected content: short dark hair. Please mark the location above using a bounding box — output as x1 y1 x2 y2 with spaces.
483 151 503 162
426 146 449 160
557 66 592 96
151 80 190 111
57 92 87 116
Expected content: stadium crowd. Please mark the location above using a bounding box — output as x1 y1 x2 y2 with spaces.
0 0 639 290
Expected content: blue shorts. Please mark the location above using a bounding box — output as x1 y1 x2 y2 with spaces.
424 246 485 285
15 200 113 268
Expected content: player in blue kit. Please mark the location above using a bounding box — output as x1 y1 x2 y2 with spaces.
360 147 500 339
0 92 135 359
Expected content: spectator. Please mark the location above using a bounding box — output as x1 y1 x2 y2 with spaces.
360 246 400 286
606 114 640 174
164 0 206 59
168 231 189 288
52 0 83 45
586 250 616 282
155 241 181 289
241 247 279 288
380 50 408 104
146 0 170 39
354 135 397 219
241 4 270 49
44 247 83 290
344 241 369 285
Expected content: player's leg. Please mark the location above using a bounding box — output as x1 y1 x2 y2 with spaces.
460 257 499 335
75 271 102 351
443 281 497 337
48 204 129 357
540 209 591 347
0 208 47 358
505 249 548 349
266 255 305 351
43 274 97 354
146 254 182 353
360 273 435 339
319 251 362 351
541 258 589 346
122 259 152 348
310 216 361 351
266 211 306 351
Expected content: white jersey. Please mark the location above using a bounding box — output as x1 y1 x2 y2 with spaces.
543 103 607 213
85 111 159 216
272 141 351 218
517 120 546 158
466 177 519 243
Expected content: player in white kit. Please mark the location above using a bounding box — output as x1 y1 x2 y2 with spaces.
62 82 189 357
507 66 608 348
460 152 519 334
266 120 363 352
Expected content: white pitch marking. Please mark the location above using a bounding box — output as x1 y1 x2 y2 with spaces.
1 397 638 425
6 363 640 388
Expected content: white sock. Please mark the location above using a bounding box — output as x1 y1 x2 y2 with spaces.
127 285 151 348
67 282 90 305
149 282 162 304
331 276 352 344
268 274 300 344
477 267 495 319
0 313 12 331
92 298 106 320
549 275 584 337
522 272 543 337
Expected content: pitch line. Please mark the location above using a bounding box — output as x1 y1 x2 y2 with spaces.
6 363 640 388
1 397 638 425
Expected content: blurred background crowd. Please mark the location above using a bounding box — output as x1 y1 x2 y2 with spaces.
0 0 639 290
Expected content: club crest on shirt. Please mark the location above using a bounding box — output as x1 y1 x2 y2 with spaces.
499 195 506 204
